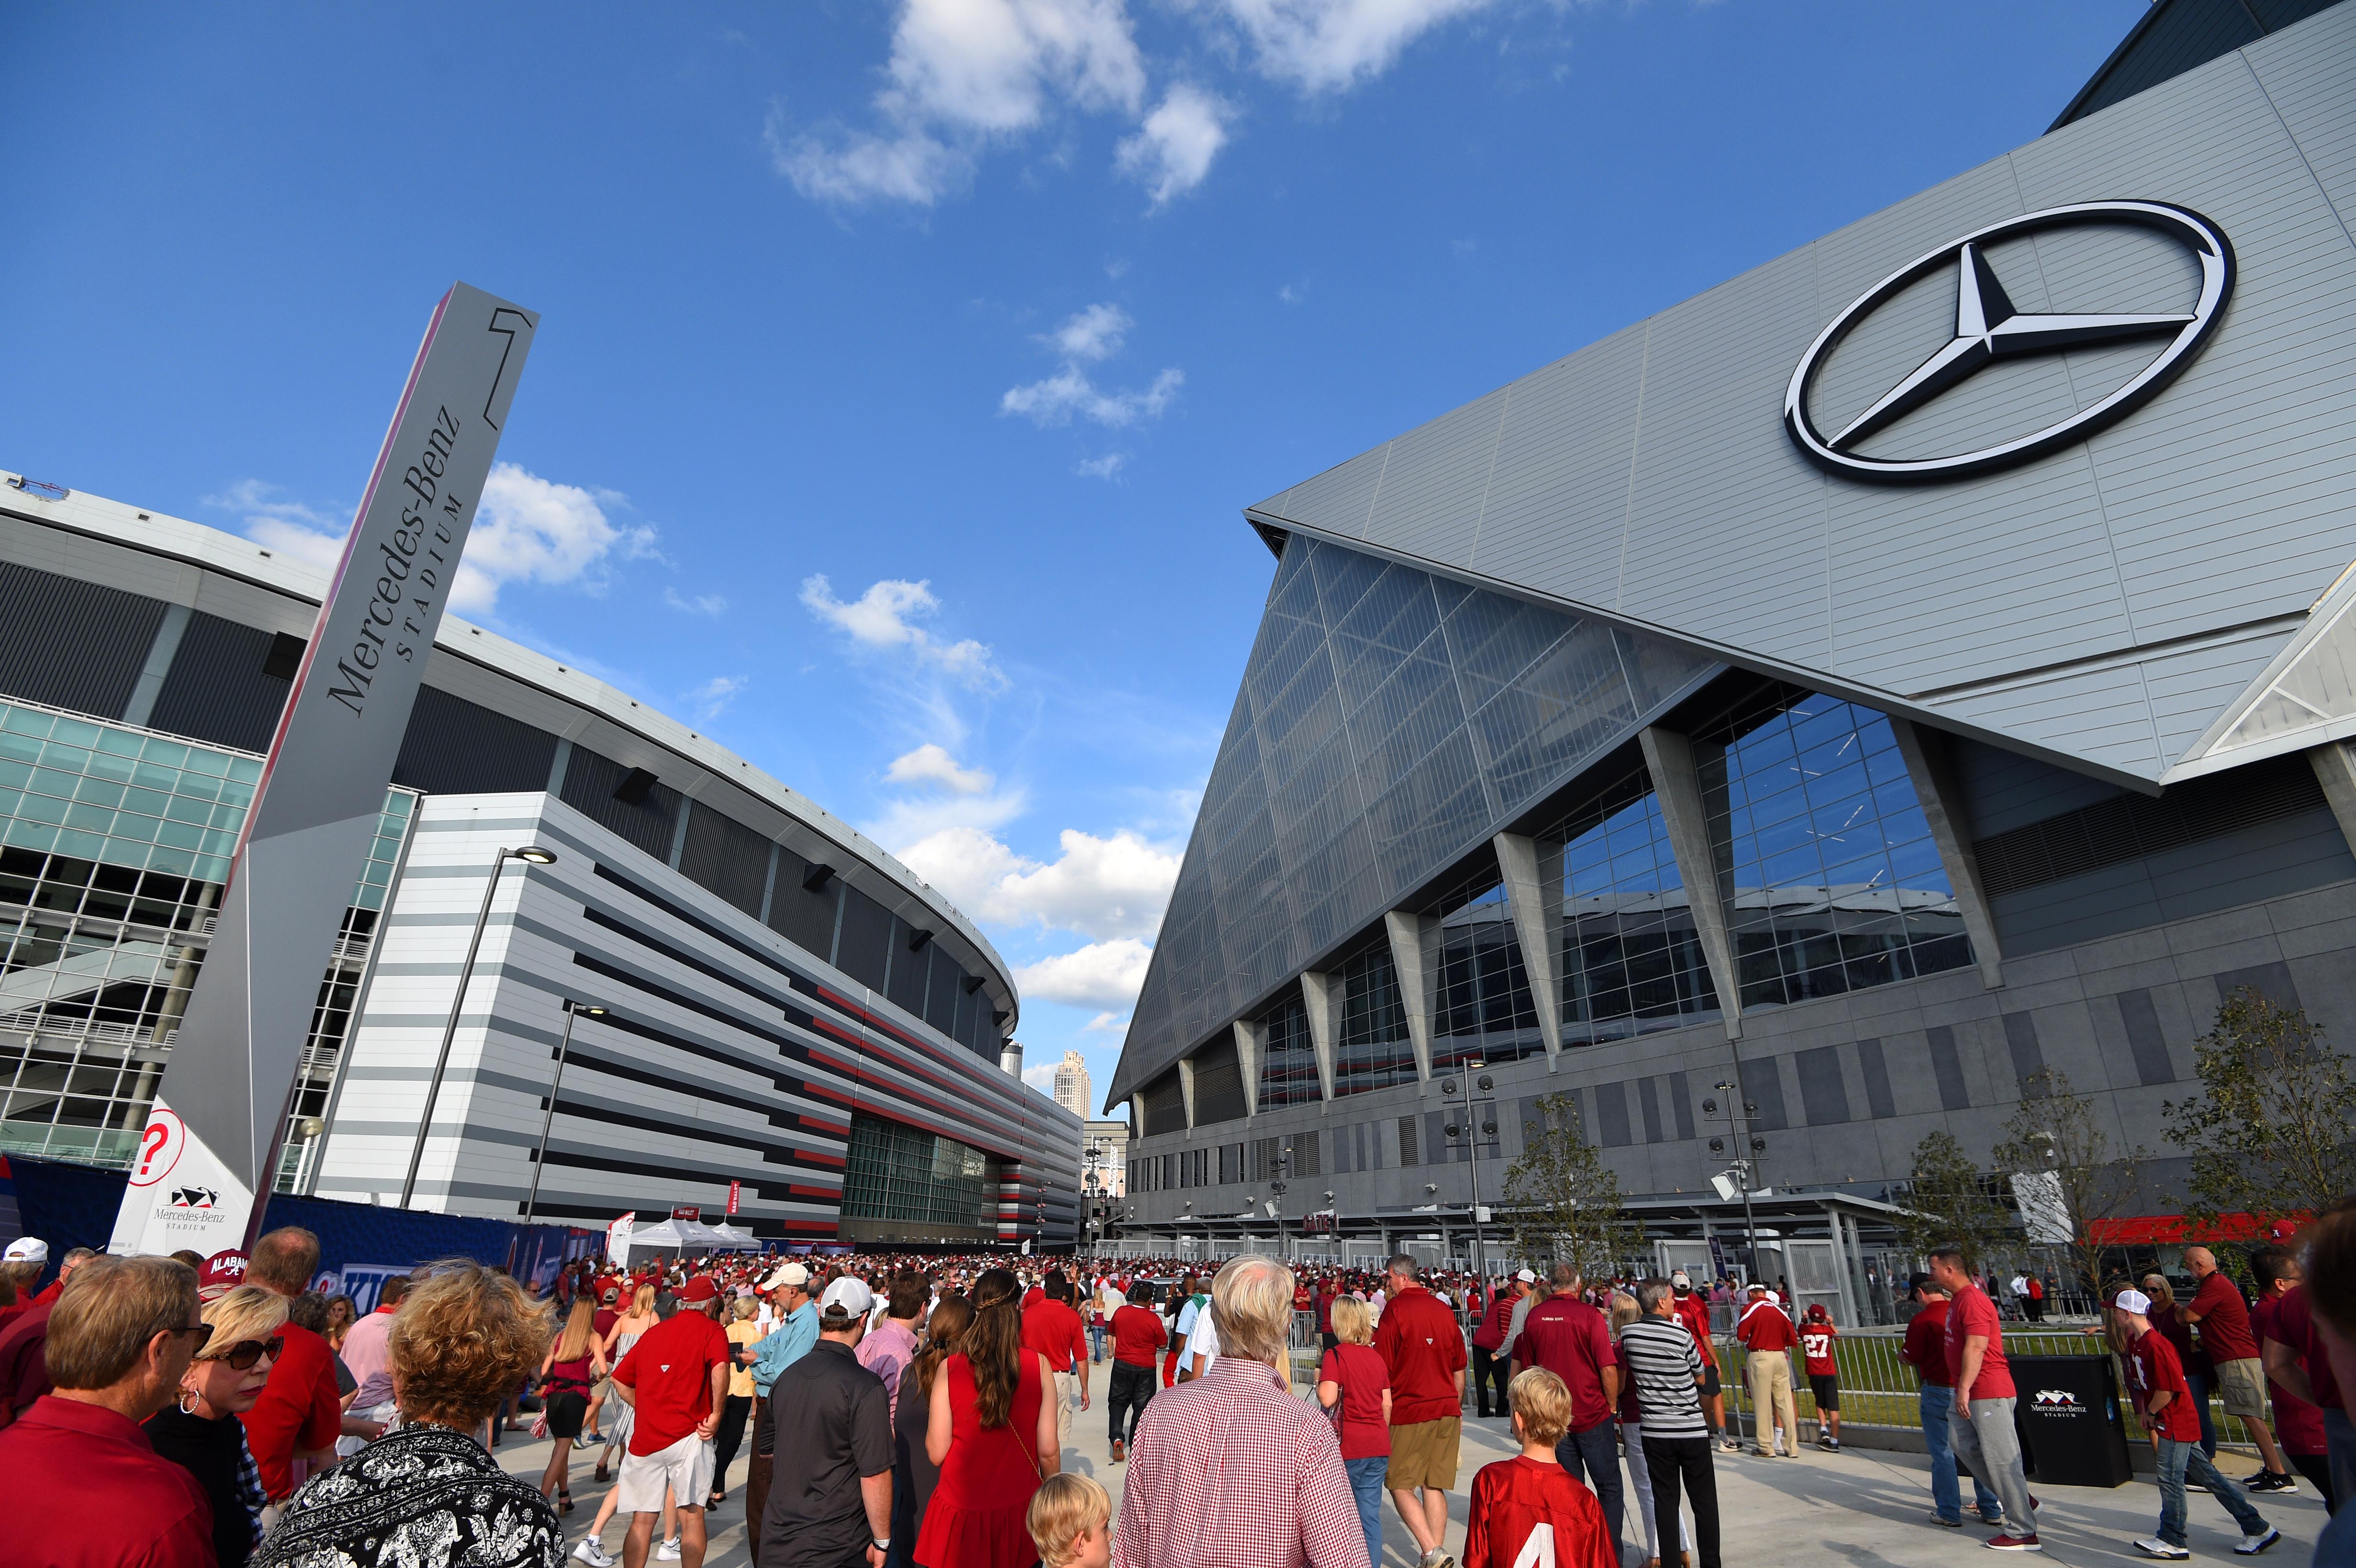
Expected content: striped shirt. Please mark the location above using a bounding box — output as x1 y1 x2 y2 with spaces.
1617 1317 1708 1439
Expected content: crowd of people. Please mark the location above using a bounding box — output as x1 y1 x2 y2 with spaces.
0 1207 2346 1568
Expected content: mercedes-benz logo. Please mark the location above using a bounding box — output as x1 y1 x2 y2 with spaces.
1784 201 2234 484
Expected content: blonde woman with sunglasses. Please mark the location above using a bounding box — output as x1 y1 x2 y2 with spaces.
147 1284 288 1568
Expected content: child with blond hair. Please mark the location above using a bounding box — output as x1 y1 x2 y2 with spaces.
1463 1368 1617 1568
1026 1471 1112 1568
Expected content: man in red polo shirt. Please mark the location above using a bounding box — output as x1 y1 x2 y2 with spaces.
2117 1287 2277 1558
0 1254 213 1568
1374 1254 1469 1568
612 1274 731 1568
1734 1284 1798 1458
1022 1271 1091 1453
241 1227 348 1501
2183 1245 2296 1491
1514 1263 1624 1559
1106 1283 1166 1462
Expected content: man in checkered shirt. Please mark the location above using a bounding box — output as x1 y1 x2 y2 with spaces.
1115 1255 1371 1568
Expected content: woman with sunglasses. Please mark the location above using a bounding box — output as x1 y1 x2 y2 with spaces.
147 1284 287 1568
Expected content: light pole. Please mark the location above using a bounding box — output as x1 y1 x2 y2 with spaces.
1441 1061 1496 1276
523 1000 605 1224
401 845 558 1208
1704 1078 1768 1450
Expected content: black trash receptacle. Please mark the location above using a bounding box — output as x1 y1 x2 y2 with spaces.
2008 1353 2134 1487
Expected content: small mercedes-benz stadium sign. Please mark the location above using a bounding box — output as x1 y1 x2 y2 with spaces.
110 284 537 1258
1784 201 2233 484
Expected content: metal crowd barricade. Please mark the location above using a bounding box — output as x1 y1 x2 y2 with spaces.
1709 1326 2259 1449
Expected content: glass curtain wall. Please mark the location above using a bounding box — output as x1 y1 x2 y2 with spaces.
1545 764 1718 1046
0 698 415 1168
1430 882 1544 1068
1334 944 1416 1096
1692 689 1971 1007
840 1111 1000 1234
1255 992 1319 1109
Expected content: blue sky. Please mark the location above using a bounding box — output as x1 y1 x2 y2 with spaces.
1 0 2144 1116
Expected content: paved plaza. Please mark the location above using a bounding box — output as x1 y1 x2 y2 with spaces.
495 1366 2331 1568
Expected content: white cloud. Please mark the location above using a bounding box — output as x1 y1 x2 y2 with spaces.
1211 0 1497 94
1023 1061 1061 1092
664 587 727 616
1044 303 1132 361
1279 281 1307 304
1074 453 1127 480
456 464 659 614
896 824 1177 941
887 742 996 794
209 467 654 616
1115 84 1231 205
777 0 1146 205
1015 938 1154 1009
690 675 746 721
801 575 1006 690
1002 365 1182 428
1081 1010 1130 1035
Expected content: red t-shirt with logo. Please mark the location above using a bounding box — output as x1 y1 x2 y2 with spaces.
1462 1455 1617 1568
611 1310 730 1456
1801 1322 1837 1378
1944 1284 2014 1401
2189 1271 2258 1363
1110 1303 1166 1367
1515 1296 1618 1431
2128 1327 2202 1442
1373 1284 1471 1425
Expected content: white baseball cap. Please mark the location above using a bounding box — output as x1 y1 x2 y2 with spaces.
819 1276 875 1320
762 1262 810 1292
1514 1268 1537 1283
1671 1271 1691 1287
1764 1289 1782 1304
3 1237 47 1264
2114 1288 2153 1315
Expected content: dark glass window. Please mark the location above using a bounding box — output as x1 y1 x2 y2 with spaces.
1553 767 1718 1045
1432 883 1544 1067
833 885 894 992
1693 690 1972 1009
1335 943 1417 1096
1256 993 1319 1108
840 1112 997 1230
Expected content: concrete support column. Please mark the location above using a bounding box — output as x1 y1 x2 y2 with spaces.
2310 740 2356 855
1492 831 1565 1063
1298 970 1341 1102
1384 910 1439 1082
1638 727 1746 1040
1233 1017 1265 1118
1177 1057 1199 1130
1888 717 2005 990
121 603 191 729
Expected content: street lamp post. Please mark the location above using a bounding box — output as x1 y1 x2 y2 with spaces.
1442 1061 1497 1276
1704 1078 1769 1451
523 1000 605 1224
400 845 558 1208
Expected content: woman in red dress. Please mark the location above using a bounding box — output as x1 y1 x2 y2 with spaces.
916 1268 1060 1568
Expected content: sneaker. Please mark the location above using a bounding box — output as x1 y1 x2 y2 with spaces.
1815 1435 1837 1452
656 1539 683 1563
2250 1472 2297 1494
571 1541 615 1568
1984 1535 2041 1552
1420 1552 1458 1568
2133 1541 2191 1560
1111 1438 1125 1463
2235 1528 2282 1556
1931 1515 1963 1529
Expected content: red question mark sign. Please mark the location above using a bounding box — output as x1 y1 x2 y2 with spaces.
128 1109 184 1187
138 1123 169 1177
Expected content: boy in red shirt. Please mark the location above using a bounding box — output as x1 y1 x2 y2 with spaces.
1463 1368 1615 1568
1800 1304 1841 1453
2114 1288 2277 1560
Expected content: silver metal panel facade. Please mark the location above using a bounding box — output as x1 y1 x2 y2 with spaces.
1248 3 2356 783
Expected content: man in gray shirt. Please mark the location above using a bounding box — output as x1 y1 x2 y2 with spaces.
760 1279 892 1568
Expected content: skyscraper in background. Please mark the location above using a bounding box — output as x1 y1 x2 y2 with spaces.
1054 1051 1092 1119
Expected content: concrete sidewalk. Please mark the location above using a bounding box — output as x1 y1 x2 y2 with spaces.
495 1366 2330 1567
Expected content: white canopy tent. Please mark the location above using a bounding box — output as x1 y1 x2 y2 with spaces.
611 1218 757 1260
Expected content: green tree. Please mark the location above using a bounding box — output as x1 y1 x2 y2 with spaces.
1894 1130 2011 1270
1994 1068 2147 1308
2164 987 2356 1252
1502 1091 1642 1284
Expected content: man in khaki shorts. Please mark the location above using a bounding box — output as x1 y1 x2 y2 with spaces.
1374 1254 1468 1568
2183 1246 2300 1492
